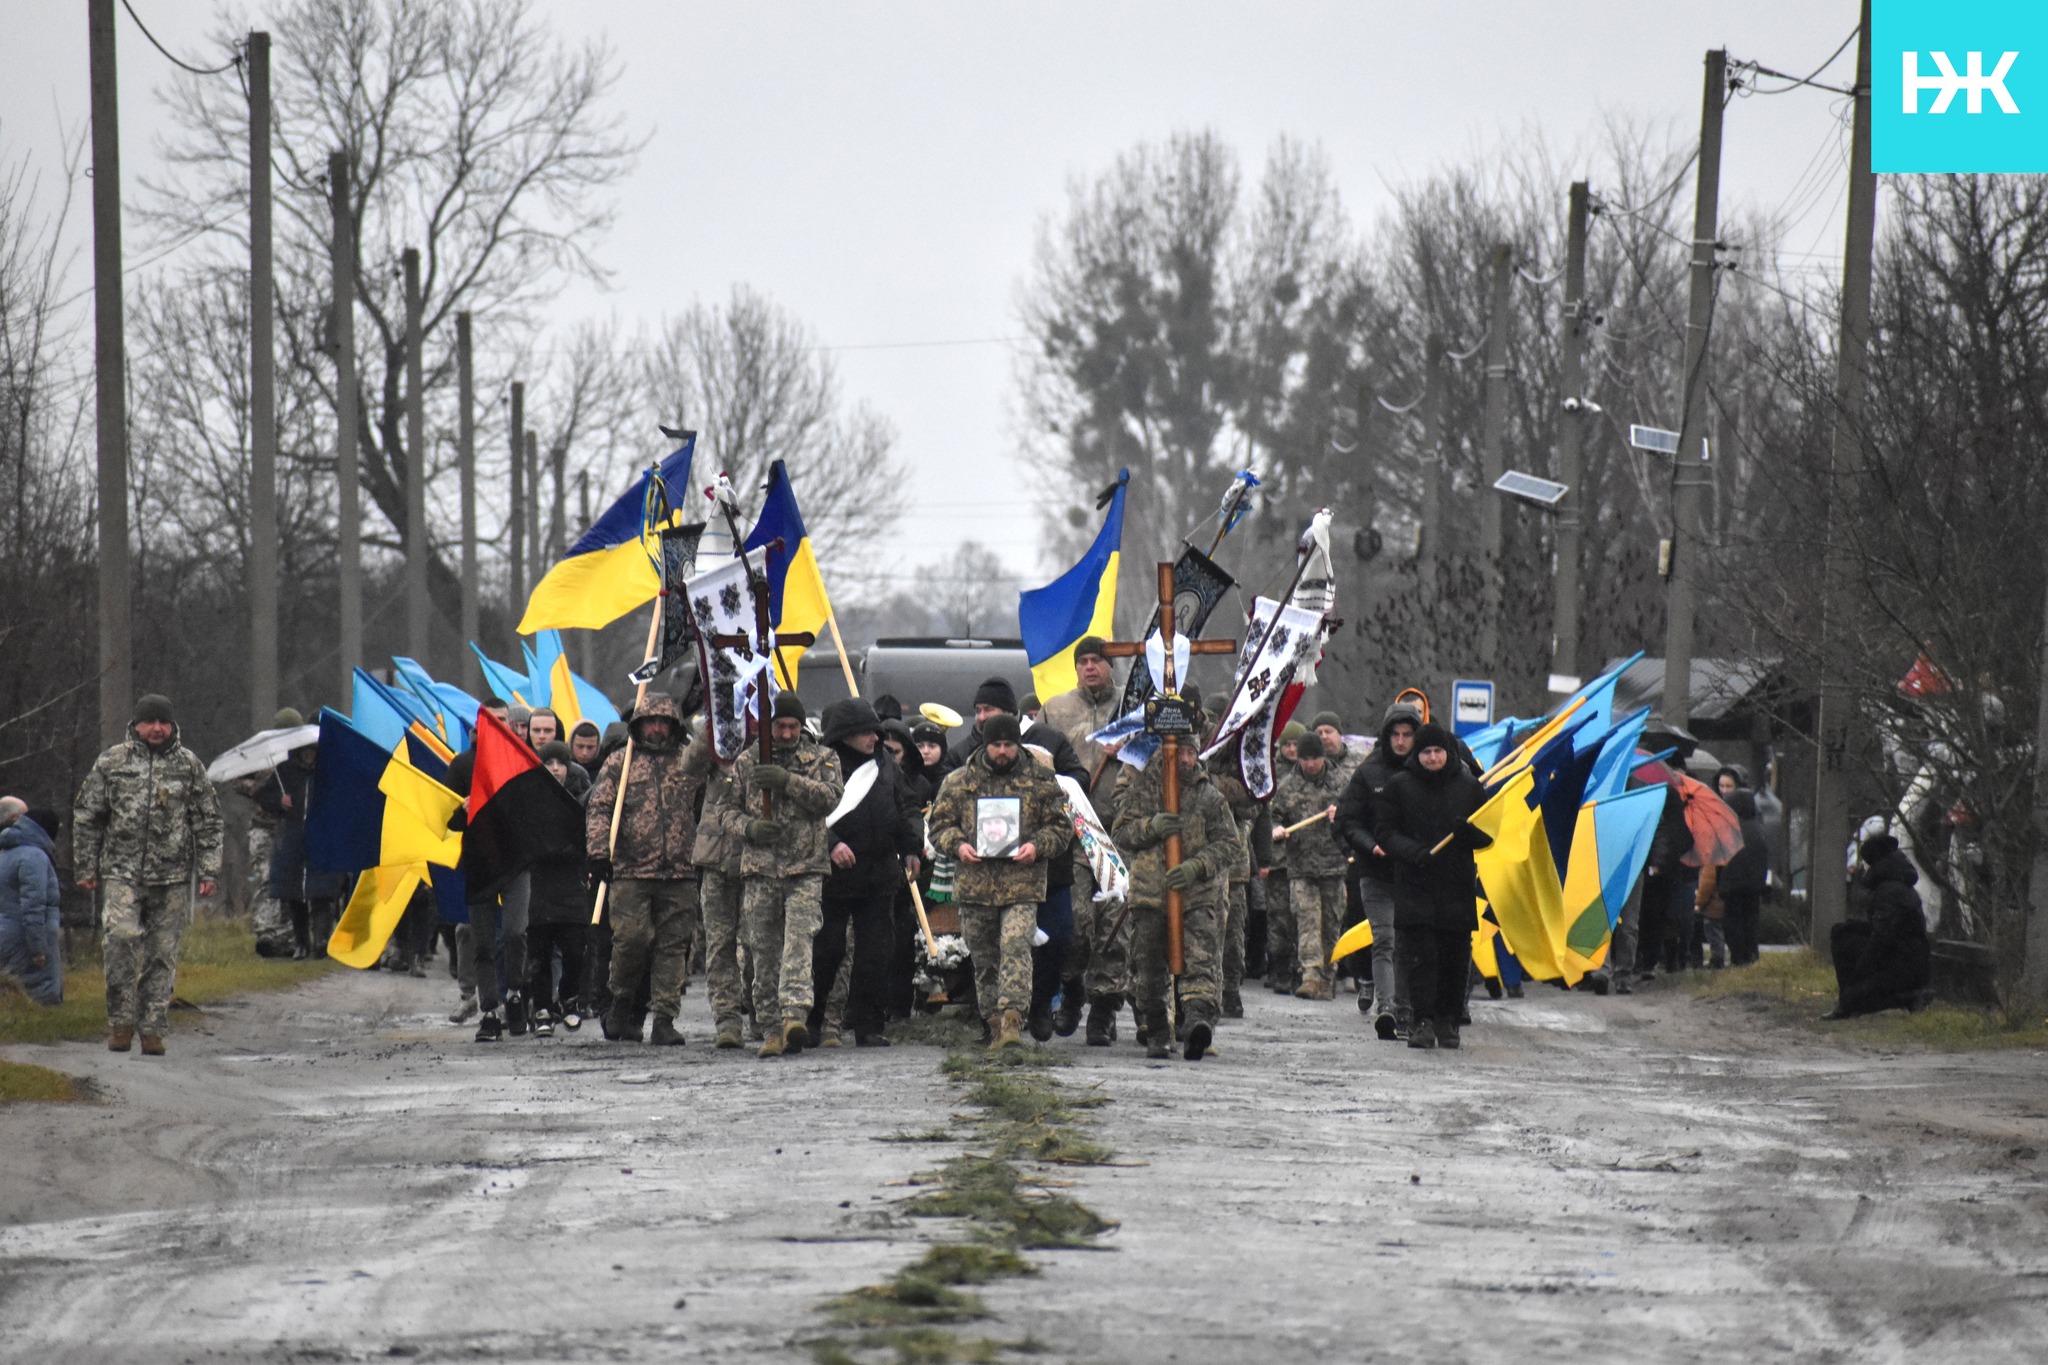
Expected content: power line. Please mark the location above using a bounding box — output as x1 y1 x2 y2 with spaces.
119 0 241 77
1731 26 1860 98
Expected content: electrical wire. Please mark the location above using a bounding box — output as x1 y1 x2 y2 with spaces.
119 0 242 77
1731 26 1860 98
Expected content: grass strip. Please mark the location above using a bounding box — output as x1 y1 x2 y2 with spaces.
1690 949 2048 1049
0 1059 83 1102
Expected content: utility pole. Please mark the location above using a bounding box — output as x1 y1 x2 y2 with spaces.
246 30 278 729
1418 330 1447 686
508 381 525 610
1549 181 1591 701
1812 13 1874 957
402 247 428 662
525 429 541 594
1477 243 1511 675
1661 48 1727 729
330 151 362 704
456 312 479 693
575 469 593 679
548 442 568 561
89 0 130 746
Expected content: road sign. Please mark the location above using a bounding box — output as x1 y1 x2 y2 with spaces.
1493 470 1569 506
1630 424 1680 455
1451 679 1494 738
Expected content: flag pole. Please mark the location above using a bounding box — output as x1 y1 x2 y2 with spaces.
824 610 860 699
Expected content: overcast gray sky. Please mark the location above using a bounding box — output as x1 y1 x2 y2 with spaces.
3 1 1860 588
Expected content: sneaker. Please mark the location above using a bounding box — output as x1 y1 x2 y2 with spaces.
449 994 478 1025
1373 1013 1398 1041
475 1012 504 1043
1614 977 1634 996
505 995 529 1037
561 1010 583 1032
1407 1026 1438 1050
1505 983 1524 999
408 955 427 978
1436 1020 1462 1050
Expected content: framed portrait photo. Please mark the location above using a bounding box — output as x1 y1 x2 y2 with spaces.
975 796 1023 860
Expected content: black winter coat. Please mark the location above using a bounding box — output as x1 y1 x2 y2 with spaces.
1335 716 1416 885
1833 849 1932 1012
1718 790 1770 896
824 745 921 902
1371 758 1491 932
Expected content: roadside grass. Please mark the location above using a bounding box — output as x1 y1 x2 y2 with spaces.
1691 949 2048 1050
0 1059 82 1102
809 1042 1115 1364
0 916 332 1047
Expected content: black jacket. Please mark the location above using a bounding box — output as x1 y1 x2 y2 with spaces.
1718 790 1770 896
1371 757 1491 932
824 744 921 901
1335 716 1418 885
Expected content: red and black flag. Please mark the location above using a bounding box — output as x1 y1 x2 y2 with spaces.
462 708 584 899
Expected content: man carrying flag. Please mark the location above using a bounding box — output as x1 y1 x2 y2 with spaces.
1020 472 1126 704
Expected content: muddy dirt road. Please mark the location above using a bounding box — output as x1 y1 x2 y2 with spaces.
3 967 2046 1363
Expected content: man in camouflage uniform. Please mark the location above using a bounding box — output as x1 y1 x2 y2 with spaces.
1204 728 1259 1018
1308 710 1361 787
1035 635 1131 1043
734 692 845 1058
1271 731 1349 1000
1111 737 1240 1060
585 692 705 1046
691 730 750 1049
73 694 224 1055
929 713 1070 1049
1264 721 1307 991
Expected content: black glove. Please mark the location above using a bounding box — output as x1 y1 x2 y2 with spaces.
1163 861 1202 890
746 818 784 845
588 856 613 886
754 764 790 792
1146 812 1184 840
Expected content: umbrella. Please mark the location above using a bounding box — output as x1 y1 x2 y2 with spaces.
1674 772 1744 868
206 725 321 783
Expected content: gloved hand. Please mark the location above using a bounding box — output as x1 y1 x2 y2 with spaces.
588 856 613 886
1163 861 1202 890
745 818 784 845
753 764 791 792
1146 812 1184 840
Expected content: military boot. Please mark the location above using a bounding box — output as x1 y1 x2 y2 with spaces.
649 1016 685 1047
782 1016 811 1054
1144 1009 1172 1060
758 1024 786 1059
108 1026 134 1053
1028 1006 1054 1042
1052 982 1084 1037
1084 997 1118 1047
713 1017 744 1049
992 1010 1025 1049
1222 988 1244 1019
1294 972 1334 1001
140 1034 166 1057
1182 1015 1213 1062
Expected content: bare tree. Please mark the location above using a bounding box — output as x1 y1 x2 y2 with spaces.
912 542 1019 638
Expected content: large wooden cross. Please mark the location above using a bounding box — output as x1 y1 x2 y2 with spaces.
1099 562 1238 973
704 517 814 817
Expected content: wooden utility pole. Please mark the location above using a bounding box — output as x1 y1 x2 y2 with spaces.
1549 181 1591 701
402 247 429 662
1477 244 1512 673
1662 49 1727 728
575 469 593 678
246 30 278 728
329 151 362 704
507 381 525 609
89 0 130 746
525 430 541 593
548 442 568 561
1812 13 1875 956
456 312 480 693
1418 330 1447 683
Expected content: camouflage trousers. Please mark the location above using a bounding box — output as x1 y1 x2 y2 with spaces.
1292 874 1346 982
743 873 823 1021
102 880 192 1034
1061 860 1129 1002
609 878 698 1022
701 868 745 1032
1264 870 1295 985
1219 880 1248 997
1130 894 1221 1024
247 827 293 956
959 900 1035 1020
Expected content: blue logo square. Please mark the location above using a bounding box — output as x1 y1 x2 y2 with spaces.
1874 0 2048 172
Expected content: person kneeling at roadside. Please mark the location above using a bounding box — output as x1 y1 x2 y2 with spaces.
1369 724 1490 1051
1111 739 1241 1061
1824 834 1932 1020
928 713 1070 1049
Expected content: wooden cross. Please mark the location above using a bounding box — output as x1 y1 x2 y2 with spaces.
704 522 814 817
1099 562 1238 973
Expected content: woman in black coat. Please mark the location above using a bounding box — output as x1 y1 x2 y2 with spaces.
811 699 922 1045
259 746 350 959
1369 724 1491 1050
1717 789 1770 966
1825 834 1932 1019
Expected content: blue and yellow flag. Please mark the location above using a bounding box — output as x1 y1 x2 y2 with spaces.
469 645 530 707
1559 786 1666 974
743 459 835 687
517 437 695 633
1019 469 1127 702
548 652 622 734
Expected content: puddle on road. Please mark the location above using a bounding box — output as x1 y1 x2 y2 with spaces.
1469 1003 1608 1034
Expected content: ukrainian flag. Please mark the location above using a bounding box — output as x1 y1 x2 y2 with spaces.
743 459 834 687
517 436 695 633
547 651 621 733
1019 469 1127 701
469 644 530 707
1559 786 1665 975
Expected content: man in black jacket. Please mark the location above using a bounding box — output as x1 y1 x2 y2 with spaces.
1369 723 1491 1050
811 699 922 1046
1825 834 1932 1019
1335 698 1423 1039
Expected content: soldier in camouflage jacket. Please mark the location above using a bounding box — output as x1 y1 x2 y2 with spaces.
1269 732 1349 997
692 735 750 1046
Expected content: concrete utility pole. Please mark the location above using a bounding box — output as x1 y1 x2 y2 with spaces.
508 381 525 609
575 469 593 678
1477 243 1512 673
330 151 362 704
402 247 428 662
1661 48 1727 729
1813 12 1876 956
456 312 480 694
89 0 130 746
247 30 278 729
1419 330 1447 684
548 442 568 562
1549 181 1591 702
525 430 541 595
